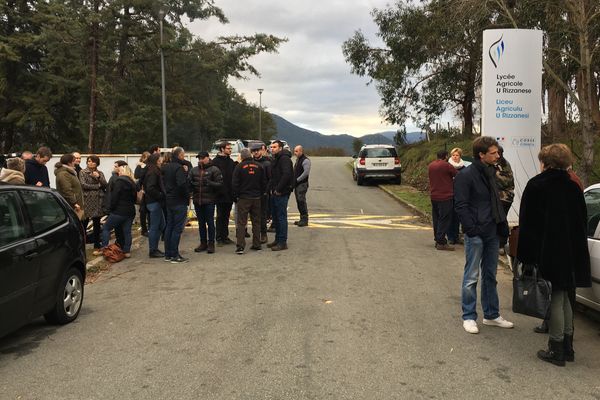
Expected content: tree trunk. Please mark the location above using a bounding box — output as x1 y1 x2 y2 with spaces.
87 0 100 153
548 85 567 141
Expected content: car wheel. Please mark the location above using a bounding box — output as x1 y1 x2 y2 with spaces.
357 176 364 186
393 176 402 185
44 267 84 325
352 170 357 181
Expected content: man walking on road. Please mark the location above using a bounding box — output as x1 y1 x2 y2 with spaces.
293 145 311 227
212 141 236 246
428 150 457 251
232 149 266 254
162 147 191 263
268 140 294 251
454 136 513 334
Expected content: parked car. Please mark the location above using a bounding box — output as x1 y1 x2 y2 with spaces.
0 183 86 338
579 184 600 311
209 139 245 161
242 139 266 150
352 144 402 186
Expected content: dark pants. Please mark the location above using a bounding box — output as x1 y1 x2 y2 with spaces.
294 182 309 221
102 213 134 252
236 198 261 248
216 202 233 241
447 205 460 243
195 202 216 243
431 199 453 245
139 196 149 233
83 217 102 249
271 194 290 244
147 201 165 253
165 204 187 258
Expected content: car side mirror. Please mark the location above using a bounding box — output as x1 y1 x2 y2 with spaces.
352 154 358 159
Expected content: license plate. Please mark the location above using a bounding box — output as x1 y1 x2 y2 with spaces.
372 163 387 167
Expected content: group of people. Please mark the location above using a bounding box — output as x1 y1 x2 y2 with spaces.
429 136 591 367
0 141 313 263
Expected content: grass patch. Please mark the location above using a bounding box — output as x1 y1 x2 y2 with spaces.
381 184 432 218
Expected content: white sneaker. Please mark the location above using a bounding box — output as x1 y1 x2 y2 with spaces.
483 316 514 328
463 319 479 334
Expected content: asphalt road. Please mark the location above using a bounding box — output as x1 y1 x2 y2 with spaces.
1 157 599 399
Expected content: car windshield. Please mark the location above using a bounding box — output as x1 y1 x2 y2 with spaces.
361 148 397 158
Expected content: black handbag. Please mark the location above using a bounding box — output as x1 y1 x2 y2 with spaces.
512 260 552 319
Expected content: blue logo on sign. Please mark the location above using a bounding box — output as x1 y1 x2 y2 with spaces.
488 35 504 68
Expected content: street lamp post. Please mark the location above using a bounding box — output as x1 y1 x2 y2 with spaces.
258 88 263 142
159 9 168 148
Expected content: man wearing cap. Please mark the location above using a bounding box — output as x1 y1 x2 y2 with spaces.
190 151 223 254
251 143 272 243
232 149 266 254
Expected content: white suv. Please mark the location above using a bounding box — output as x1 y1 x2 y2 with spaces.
352 144 401 185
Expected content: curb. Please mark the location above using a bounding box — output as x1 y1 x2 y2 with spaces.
378 185 431 222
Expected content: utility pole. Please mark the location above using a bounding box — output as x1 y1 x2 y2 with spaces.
258 88 264 141
159 9 168 148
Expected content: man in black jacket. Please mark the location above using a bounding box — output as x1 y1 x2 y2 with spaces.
24 146 52 187
162 147 191 263
190 151 223 254
293 145 311 227
232 149 266 254
252 143 272 243
211 142 236 246
267 140 294 251
454 136 513 334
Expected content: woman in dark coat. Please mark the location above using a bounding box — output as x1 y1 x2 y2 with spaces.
101 165 137 257
143 153 166 258
80 155 108 254
517 143 591 366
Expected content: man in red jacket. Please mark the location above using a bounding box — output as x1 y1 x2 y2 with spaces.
428 150 458 251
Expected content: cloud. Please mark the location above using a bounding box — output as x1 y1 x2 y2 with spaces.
187 0 410 136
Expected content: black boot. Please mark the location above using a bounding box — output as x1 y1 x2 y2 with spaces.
564 334 574 362
537 339 565 367
534 320 549 334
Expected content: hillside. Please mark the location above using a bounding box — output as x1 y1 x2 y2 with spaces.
272 114 394 155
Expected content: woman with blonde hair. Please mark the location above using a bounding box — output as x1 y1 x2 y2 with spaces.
517 143 591 366
101 164 137 257
447 147 464 244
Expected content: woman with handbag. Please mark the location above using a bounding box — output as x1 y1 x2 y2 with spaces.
517 144 591 366
101 165 137 258
80 155 107 255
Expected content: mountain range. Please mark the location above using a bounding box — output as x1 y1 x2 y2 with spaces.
272 114 424 154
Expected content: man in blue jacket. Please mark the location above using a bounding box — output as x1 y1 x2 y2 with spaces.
454 136 513 334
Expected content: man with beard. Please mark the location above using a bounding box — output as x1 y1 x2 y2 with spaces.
267 140 294 251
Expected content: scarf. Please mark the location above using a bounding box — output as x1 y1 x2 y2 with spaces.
448 158 465 169
473 159 506 224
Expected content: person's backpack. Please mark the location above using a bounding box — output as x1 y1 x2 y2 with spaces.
102 243 126 263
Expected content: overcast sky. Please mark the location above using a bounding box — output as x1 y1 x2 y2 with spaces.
187 0 406 137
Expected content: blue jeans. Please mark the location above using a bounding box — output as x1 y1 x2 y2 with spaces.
102 213 134 253
165 204 187 258
147 201 166 253
271 194 289 244
461 235 500 321
195 202 215 243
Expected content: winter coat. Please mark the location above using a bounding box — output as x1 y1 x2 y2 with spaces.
162 158 191 207
454 161 503 239
495 157 515 205
134 163 147 191
0 168 25 184
109 176 137 217
79 168 107 218
143 167 166 205
211 154 236 203
190 162 223 205
232 159 266 200
517 168 591 290
24 158 50 187
269 149 294 195
55 163 84 210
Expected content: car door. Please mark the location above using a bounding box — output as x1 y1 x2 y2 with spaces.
0 190 39 337
584 188 600 304
19 190 71 315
